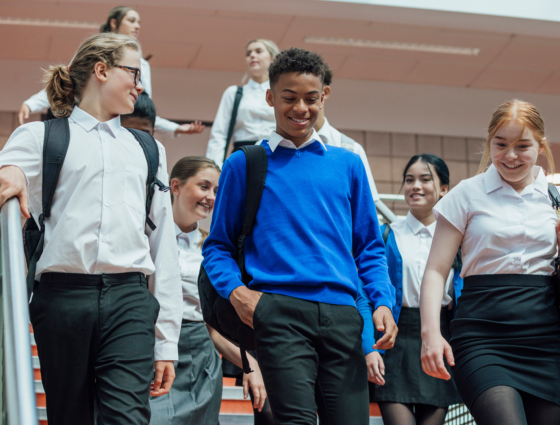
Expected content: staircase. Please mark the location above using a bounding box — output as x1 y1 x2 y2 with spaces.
31 328 383 424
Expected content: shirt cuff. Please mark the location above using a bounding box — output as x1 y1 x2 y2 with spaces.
221 282 245 302
154 341 178 362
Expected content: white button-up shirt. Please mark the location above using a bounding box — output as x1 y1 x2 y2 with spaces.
434 164 557 277
23 58 179 135
392 212 454 307
0 107 182 360
175 223 204 322
317 118 380 202
206 79 276 167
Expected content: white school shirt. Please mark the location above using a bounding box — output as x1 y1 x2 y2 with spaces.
392 212 454 307
23 58 180 135
175 223 204 322
434 164 557 278
317 118 380 202
0 106 183 361
206 79 276 167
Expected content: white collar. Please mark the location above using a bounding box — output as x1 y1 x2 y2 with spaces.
174 222 200 246
70 106 121 138
266 128 326 152
484 163 548 197
405 211 435 236
317 117 337 146
246 79 270 91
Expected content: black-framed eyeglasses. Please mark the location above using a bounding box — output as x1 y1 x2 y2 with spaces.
115 64 142 86
93 64 142 86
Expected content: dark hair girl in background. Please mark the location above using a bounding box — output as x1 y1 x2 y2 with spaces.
357 154 462 425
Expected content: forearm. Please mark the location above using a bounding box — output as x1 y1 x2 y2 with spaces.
420 269 446 337
207 324 253 369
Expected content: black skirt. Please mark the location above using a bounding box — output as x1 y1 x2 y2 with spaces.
450 274 560 409
369 307 462 407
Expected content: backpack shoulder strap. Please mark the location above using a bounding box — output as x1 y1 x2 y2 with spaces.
42 117 70 221
126 128 170 231
27 117 70 297
239 145 267 240
549 183 560 210
382 222 391 245
223 86 244 163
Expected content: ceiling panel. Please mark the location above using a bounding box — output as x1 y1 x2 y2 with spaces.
141 42 200 68
470 66 552 92
404 61 484 86
337 56 417 81
535 71 560 96
0 26 51 61
491 35 560 71
191 45 247 71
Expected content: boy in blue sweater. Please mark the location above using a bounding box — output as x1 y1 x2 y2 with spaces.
202 48 396 425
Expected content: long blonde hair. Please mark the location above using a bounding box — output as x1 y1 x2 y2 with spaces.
477 99 554 175
43 32 141 117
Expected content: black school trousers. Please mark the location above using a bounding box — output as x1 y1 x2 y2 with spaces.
253 293 369 425
29 272 160 425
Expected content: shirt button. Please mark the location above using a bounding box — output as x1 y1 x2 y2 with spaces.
104 202 110 207
517 199 523 203
102 237 107 242
520 242 525 246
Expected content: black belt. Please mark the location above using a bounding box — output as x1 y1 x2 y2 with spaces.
464 274 552 288
40 272 147 287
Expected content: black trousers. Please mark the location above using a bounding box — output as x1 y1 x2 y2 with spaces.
253 293 369 425
30 272 160 425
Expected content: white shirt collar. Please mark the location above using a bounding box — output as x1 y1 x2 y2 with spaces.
405 211 435 236
246 79 270 91
174 222 200 246
484 163 548 197
266 128 326 153
70 106 121 138
317 117 337 146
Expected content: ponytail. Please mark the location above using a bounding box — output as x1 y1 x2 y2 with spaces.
44 65 75 118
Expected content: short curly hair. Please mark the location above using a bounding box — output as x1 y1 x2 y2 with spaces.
269 47 325 87
323 63 333 86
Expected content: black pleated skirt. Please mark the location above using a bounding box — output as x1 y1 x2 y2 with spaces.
450 274 560 409
369 307 462 407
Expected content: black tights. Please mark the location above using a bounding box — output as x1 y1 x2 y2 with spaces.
470 386 560 425
378 402 448 425
249 388 275 425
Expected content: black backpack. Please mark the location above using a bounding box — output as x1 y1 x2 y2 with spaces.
198 145 267 374
23 117 169 298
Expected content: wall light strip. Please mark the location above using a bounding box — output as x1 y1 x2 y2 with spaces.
0 17 100 29
304 36 480 56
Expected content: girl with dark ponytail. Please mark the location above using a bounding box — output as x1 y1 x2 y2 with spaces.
19 6 204 135
357 154 463 425
0 32 183 424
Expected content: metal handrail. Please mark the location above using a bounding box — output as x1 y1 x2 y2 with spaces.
0 197 38 425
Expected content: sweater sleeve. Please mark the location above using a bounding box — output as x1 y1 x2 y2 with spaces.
201 151 247 300
356 282 377 355
351 156 395 310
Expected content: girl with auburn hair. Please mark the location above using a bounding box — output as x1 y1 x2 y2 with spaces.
206 38 280 168
150 156 268 424
420 99 560 425
360 154 462 425
0 32 183 425
18 6 204 135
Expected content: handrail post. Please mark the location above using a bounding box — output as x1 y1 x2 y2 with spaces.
0 197 38 425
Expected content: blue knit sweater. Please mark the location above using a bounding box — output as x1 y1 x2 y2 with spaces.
202 138 394 308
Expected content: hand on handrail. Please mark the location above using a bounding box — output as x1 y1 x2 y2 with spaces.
0 166 29 218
